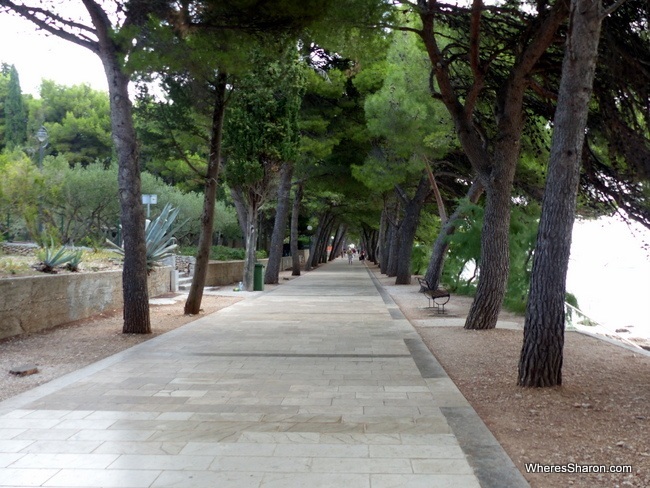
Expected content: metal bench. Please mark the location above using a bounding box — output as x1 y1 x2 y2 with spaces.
417 277 450 314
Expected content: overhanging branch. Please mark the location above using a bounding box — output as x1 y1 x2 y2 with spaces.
0 0 99 53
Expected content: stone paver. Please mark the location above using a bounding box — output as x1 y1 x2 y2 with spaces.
0 259 527 487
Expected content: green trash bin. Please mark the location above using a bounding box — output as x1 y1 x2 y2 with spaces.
253 263 265 291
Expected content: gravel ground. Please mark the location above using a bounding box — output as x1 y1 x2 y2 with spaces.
0 293 242 402
371 265 650 488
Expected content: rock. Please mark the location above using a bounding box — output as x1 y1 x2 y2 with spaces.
9 364 39 376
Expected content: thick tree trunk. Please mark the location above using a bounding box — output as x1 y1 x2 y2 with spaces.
264 162 293 284
378 206 389 273
243 204 258 290
386 221 400 277
230 187 249 238
305 211 331 271
185 72 228 315
418 1 569 331
519 0 603 387
385 200 402 277
230 186 259 289
366 228 378 263
329 224 346 261
314 214 335 265
425 180 484 289
360 225 378 263
464 170 516 330
395 177 431 284
290 182 303 275
96 32 149 334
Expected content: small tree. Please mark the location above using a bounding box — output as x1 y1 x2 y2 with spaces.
224 48 304 290
3 64 26 149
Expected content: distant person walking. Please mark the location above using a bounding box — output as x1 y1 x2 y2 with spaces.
347 248 353 264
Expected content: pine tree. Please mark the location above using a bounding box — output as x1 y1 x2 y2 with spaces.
3 65 26 149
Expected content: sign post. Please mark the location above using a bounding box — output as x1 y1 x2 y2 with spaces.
142 194 158 218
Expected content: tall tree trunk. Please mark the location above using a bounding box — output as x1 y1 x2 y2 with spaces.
425 180 484 288
264 162 293 284
378 205 389 273
519 0 604 387
243 204 258 290
368 229 378 263
230 186 258 289
109 67 149 334
315 214 335 265
329 224 346 261
185 72 228 315
395 177 431 285
464 167 517 330
89 20 150 333
418 1 569 331
231 187 248 238
307 211 334 269
386 200 402 277
360 224 377 263
290 182 303 275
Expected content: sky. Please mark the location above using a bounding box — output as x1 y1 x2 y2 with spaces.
1 5 649 338
0 11 107 96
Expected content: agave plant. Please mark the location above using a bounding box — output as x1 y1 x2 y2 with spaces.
65 250 84 272
36 239 83 273
106 203 186 271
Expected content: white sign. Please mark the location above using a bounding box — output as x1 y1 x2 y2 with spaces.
142 194 158 204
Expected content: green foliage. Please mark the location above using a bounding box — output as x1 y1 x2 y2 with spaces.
36 239 82 273
106 203 184 270
503 202 540 313
38 81 112 166
440 200 540 314
440 201 483 292
354 30 457 192
65 250 83 272
410 244 430 275
134 90 210 192
224 48 306 187
3 65 27 149
0 148 43 240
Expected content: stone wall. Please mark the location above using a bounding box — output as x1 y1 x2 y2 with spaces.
0 267 172 341
204 252 309 287
0 243 38 256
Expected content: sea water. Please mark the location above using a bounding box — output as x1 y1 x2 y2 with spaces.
567 217 650 340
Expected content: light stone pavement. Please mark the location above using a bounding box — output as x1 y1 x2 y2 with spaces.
0 259 528 488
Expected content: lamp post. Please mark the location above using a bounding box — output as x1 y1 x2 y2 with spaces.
35 126 48 235
36 126 48 170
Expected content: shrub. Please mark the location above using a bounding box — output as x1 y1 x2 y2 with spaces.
36 240 83 273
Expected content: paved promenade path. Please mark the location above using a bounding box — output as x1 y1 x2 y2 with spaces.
0 259 527 488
